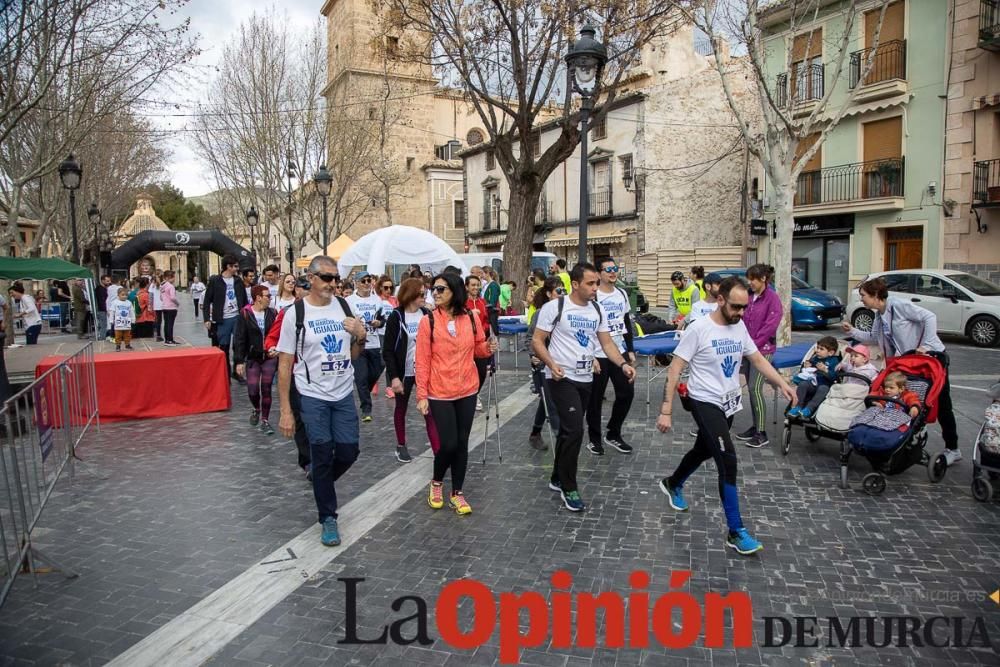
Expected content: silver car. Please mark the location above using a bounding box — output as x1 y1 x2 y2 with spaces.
846 270 1000 348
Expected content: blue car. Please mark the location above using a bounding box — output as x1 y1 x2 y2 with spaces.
714 269 845 328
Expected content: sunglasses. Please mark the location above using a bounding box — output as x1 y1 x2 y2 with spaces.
381 284 393 290
359 277 372 283
555 287 567 295
431 285 448 294
602 266 619 273
314 273 340 283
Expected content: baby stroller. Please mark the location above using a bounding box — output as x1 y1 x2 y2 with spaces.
781 339 884 473
844 354 947 495
971 380 1000 502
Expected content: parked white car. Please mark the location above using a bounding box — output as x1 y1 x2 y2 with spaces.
846 270 1000 348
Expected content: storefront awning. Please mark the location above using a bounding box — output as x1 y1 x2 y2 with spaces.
546 231 628 247
472 232 507 246
837 93 910 119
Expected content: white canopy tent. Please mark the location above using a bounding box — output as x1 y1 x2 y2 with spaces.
337 226 467 277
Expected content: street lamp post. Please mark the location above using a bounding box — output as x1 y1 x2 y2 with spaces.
246 205 259 266
58 154 83 264
286 148 297 270
565 24 607 265
313 164 332 252
87 202 101 273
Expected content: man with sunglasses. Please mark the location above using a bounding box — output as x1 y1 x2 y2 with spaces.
655 277 795 556
346 270 387 421
203 254 248 382
586 257 637 456
277 256 366 547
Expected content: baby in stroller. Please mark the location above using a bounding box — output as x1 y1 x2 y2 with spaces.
876 372 921 419
788 336 841 419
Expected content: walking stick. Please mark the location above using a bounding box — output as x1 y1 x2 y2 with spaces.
538 380 557 453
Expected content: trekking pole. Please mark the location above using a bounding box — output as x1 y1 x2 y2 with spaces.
538 380 557 453
491 365 502 462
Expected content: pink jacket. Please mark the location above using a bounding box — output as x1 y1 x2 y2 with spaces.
160 282 179 310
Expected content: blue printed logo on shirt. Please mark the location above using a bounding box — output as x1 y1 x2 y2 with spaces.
721 355 738 378
321 334 343 355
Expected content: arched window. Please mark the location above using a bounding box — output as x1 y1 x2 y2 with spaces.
466 128 485 146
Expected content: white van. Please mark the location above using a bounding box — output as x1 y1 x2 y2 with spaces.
456 251 558 279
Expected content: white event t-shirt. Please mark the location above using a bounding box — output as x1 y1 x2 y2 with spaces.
595 286 629 358
673 315 758 416
346 292 385 350
222 276 239 319
535 297 609 382
265 281 279 301
111 299 134 331
253 309 267 333
403 309 424 377
686 299 718 323
18 294 42 327
276 299 355 401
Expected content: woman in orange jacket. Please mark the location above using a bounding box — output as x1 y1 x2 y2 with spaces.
416 271 497 515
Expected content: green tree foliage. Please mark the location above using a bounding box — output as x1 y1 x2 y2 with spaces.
143 182 220 231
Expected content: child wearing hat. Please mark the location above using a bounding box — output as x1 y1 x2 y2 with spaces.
836 344 879 386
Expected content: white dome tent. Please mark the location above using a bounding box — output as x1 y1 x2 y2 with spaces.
337 225 467 277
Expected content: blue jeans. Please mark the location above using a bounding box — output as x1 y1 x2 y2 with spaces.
25 324 41 345
299 394 360 522
353 349 384 414
215 316 237 375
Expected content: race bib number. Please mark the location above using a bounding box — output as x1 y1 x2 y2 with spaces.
575 355 594 372
607 311 626 336
114 315 131 329
721 388 742 417
321 356 350 377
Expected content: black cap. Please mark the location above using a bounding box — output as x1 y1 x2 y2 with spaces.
671 271 684 281
704 272 723 284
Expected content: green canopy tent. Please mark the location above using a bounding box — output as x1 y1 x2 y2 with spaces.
0 257 97 341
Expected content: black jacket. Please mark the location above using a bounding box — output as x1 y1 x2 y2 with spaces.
233 307 277 364
95 285 108 313
203 273 248 324
381 306 430 382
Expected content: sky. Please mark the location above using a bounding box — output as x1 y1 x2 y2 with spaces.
156 0 322 199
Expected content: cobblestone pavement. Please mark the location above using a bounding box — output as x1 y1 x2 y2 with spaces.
1 305 998 666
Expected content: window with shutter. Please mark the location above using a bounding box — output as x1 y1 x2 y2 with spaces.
486 150 495 170
794 133 822 205
859 1 906 86
863 116 903 198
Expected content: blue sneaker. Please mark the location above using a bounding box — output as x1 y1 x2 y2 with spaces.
658 478 689 511
561 489 586 512
727 528 763 555
787 406 801 418
321 517 341 546
800 408 813 419
548 478 562 492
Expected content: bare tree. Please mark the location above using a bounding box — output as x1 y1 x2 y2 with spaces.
692 0 890 344
0 0 197 254
384 0 688 288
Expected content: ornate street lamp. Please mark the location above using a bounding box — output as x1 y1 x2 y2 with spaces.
246 205 259 265
58 154 83 264
564 24 607 264
313 164 332 251
87 202 101 271
286 148 297 267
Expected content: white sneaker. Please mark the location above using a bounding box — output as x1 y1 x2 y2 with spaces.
942 449 962 465
688 429 698 437
476 397 483 411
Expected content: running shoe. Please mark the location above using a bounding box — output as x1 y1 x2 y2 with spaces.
799 408 813 419
787 406 802 418
745 432 769 448
362 414 373 423
528 433 546 450
125 345 134 350
321 517 341 546
115 345 121 352
548 478 562 492
561 489 586 512
428 482 444 509
449 492 472 515
735 426 756 441
250 410 260 427
658 478 689 511
943 449 963 465
587 441 605 456
396 444 412 463
259 420 274 436
476 397 483 411
606 436 633 454
727 529 763 555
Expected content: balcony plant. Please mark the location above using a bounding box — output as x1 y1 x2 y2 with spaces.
876 161 900 197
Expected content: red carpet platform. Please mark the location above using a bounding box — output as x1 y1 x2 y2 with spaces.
36 348 232 423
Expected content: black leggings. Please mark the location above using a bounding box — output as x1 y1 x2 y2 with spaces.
930 351 958 450
586 357 635 443
162 309 177 343
546 378 592 493
668 399 744 533
430 395 477 492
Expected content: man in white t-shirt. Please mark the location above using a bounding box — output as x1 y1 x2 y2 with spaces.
10 282 43 345
683 272 723 326
532 262 636 513
345 270 386 421
260 264 281 300
655 277 794 556
190 276 206 318
277 255 367 548
585 257 637 456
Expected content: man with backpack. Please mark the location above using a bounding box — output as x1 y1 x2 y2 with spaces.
531 262 636 512
586 257 637 456
203 254 248 382
276 256 367 547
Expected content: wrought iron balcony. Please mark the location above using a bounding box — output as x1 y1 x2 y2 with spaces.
981 0 1000 50
973 158 1000 207
535 201 553 225
589 190 611 217
478 210 507 232
794 157 905 207
776 63 825 108
849 39 906 88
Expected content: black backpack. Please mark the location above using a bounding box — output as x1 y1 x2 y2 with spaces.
294 296 355 384
426 309 478 346
544 296 603 347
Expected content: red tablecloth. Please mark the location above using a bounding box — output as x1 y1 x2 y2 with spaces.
36 348 232 423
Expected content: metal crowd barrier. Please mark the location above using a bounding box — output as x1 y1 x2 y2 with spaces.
0 342 98 607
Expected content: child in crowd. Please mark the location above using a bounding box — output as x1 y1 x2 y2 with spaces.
836 344 879 385
341 280 354 298
788 336 841 419
879 371 921 419
981 381 1000 454
111 287 134 351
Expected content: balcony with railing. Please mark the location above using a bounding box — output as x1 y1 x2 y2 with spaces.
794 157 905 214
776 64 825 116
478 209 507 232
589 190 611 217
980 0 1000 50
973 158 1000 207
535 200 553 225
849 39 907 102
